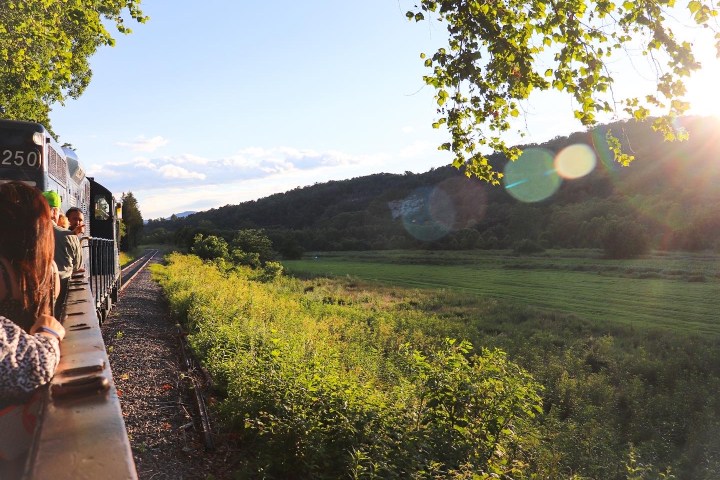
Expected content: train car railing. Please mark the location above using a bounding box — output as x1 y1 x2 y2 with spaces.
87 238 119 321
22 269 136 479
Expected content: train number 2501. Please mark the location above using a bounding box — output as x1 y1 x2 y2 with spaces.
1 150 40 167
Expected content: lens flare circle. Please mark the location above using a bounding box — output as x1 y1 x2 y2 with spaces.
401 186 455 242
436 176 488 229
503 148 561 202
555 144 597 179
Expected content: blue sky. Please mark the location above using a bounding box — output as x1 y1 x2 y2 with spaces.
49 1 720 219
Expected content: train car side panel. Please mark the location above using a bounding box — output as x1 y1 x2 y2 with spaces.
23 272 137 480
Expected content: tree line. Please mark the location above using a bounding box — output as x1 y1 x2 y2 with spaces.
143 116 720 259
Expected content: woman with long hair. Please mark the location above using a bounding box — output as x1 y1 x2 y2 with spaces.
0 181 66 464
0 181 58 331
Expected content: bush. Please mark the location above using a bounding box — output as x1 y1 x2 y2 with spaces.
191 234 229 260
230 248 261 268
602 219 650 259
255 261 284 282
155 254 543 479
513 238 546 254
231 229 275 263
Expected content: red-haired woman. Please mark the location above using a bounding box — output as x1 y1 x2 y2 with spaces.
0 181 66 463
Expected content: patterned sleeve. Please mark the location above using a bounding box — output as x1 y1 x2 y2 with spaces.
0 316 60 397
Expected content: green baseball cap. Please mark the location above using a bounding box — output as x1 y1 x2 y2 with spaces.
42 191 61 208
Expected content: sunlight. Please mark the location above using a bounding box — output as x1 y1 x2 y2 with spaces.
684 45 720 118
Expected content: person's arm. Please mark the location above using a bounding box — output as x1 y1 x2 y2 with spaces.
0 315 63 398
71 235 85 273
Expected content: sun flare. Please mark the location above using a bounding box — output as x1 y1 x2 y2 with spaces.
684 53 720 119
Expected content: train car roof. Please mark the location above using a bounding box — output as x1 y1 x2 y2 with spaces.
88 177 113 196
0 118 47 132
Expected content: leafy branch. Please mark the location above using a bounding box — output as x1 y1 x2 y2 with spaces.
407 0 718 181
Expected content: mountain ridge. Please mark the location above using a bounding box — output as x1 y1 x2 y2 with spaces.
143 116 720 254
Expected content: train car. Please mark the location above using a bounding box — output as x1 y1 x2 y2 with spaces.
88 177 122 321
0 119 121 320
0 119 136 479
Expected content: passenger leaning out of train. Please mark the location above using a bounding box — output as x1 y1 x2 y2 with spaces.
42 191 84 315
66 206 86 237
0 181 66 463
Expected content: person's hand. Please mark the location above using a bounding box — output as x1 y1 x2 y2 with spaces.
29 314 66 342
53 267 60 301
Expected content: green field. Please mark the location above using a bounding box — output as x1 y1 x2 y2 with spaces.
284 249 720 336
160 251 720 478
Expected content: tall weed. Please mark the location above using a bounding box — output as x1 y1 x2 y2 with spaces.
154 254 543 478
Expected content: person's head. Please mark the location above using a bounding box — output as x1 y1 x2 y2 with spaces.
42 190 61 224
57 213 70 229
66 207 85 235
0 182 55 318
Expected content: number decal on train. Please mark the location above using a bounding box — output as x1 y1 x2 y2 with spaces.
1 149 40 167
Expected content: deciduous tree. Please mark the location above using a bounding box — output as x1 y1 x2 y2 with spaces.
0 0 146 129
407 0 718 182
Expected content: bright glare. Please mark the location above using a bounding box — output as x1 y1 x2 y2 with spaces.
555 144 597 179
683 43 720 118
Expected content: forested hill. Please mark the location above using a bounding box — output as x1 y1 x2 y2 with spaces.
144 116 720 256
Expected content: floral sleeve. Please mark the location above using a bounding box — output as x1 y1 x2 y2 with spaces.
0 316 60 398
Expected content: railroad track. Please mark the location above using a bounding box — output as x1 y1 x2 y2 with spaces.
102 250 222 476
120 249 158 291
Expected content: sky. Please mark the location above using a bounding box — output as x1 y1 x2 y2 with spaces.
49 1 720 220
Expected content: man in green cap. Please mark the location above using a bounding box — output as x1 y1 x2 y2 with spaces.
43 191 83 316
42 191 61 211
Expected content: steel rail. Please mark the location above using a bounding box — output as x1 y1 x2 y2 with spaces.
120 249 157 292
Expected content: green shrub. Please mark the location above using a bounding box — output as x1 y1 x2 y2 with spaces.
191 233 229 260
602 220 650 259
230 248 261 268
231 229 275 263
154 254 543 479
255 261 283 282
513 239 545 254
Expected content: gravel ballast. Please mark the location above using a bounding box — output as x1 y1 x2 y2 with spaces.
102 259 232 479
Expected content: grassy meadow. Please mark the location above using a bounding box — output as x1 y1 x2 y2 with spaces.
154 250 720 479
284 249 720 336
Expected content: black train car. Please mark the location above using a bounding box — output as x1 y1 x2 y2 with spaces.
0 118 121 320
87 177 122 319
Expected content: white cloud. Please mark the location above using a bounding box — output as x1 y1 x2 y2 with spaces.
165 153 211 166
158 164 206 180
116 135 169 152
92 143 449 218
397 141 442 162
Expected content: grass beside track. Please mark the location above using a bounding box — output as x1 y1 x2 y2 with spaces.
284 249 720 336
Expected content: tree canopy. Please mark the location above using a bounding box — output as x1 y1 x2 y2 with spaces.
406 0 719 183
121 192 144 252
0 0 146 129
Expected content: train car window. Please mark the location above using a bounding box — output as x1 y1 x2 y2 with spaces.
94 195 110 220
